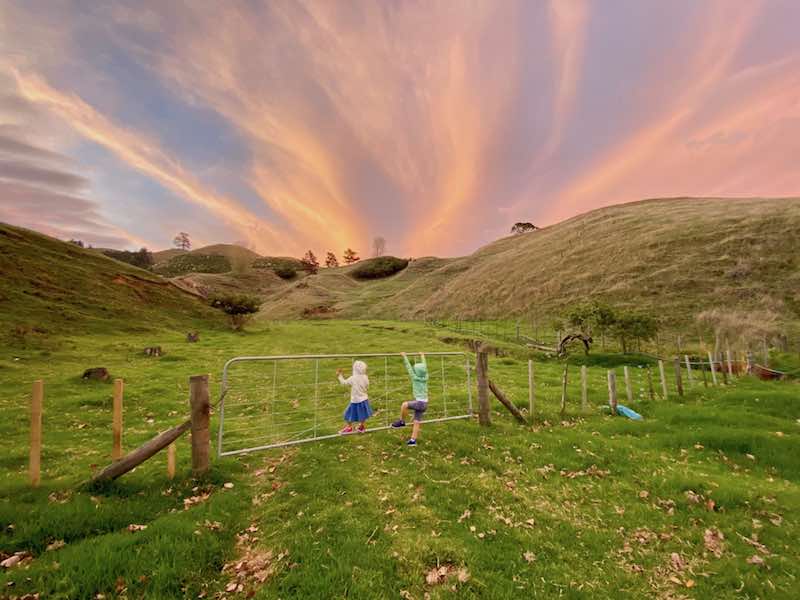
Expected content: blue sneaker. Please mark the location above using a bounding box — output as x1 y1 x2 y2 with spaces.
406 439 417 446
391 419 406 428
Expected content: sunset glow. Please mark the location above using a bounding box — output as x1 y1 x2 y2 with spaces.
1 1 799 255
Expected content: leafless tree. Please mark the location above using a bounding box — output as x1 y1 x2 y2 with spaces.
372 236 386 257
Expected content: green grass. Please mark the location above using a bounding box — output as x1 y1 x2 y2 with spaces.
1 320 799 599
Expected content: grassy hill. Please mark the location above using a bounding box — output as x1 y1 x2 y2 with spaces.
0 223 218 345
259 198 800 326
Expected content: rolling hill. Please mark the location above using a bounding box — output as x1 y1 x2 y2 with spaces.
259 197 800 325
0 224 218 344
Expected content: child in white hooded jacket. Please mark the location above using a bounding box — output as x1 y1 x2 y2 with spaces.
337 360 373 434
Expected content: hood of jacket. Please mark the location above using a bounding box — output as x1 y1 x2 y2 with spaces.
413 362 427 379
353 360 368 376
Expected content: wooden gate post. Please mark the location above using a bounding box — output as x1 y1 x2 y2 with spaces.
607 370 618 415
190 374 211 475
580 365 588 414
112 379 124 460
476 349 490 426
30 380 43 487
559 363 569 417
658 360 668 400
167 443 176 480
623 366 633 404
674 358 684 397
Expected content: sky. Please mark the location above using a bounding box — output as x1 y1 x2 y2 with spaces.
1 1 799 257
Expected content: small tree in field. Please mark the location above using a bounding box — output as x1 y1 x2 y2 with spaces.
611 312 658 354
301 250 320 274
343 248 360 264
210 295 261 331
325 252 339 268
173 232 191 250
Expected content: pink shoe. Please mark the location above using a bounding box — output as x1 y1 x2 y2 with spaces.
339 425 354 434
357 423 366 433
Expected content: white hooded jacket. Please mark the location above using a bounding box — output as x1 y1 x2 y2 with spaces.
338 360 369 403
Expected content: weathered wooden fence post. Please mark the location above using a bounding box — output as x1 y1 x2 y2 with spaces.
707 351 718 386
607 370 618 415
476 348 490 426
646 365 655 401
726 349 734 379
189 374 211 475
167 442 176 480
684 355 693 385
580 365 588 414
623 366 633 404
112 378 124 461
559 363 569 417
30 380 43 487
674 357 684 397
528 359 535 420
658 360 668 400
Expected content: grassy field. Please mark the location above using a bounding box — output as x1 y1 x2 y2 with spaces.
1 320 798 599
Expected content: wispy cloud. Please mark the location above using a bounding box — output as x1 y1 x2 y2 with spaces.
1 0 798 256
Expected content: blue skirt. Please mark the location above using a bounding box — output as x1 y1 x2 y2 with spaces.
344 400 374 422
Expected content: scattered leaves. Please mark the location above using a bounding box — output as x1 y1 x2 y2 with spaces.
703 527 724 558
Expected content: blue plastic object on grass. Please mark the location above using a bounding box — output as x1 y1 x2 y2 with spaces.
616 404 643 420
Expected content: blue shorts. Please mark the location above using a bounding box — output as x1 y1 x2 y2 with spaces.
406 400 428 422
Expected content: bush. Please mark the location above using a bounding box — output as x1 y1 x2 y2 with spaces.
209 294 261 331
153 254 231 277
349 256 409 280
103 248 154 270
252 258 301 279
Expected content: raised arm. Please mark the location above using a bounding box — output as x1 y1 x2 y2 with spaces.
400 352 413 378
336 368 350 386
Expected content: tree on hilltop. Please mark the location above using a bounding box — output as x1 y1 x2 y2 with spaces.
173 232 191 250
325 252 339 268
301 250 320 274
511 222 538 235
372 236 386 257
343 248 360 264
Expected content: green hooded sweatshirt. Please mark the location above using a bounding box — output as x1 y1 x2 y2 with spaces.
403 354 428 400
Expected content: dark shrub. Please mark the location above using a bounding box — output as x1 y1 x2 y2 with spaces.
209 294 261 330
103 248 154 269
252 258 300 279
350 256 409 280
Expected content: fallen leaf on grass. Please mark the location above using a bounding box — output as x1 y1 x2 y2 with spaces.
638 490 650 499
127 524 147 532
223 482 235 489
1 552 32 569
669 552 686 572
685 490 702 504
523 552 536 563
458 509 471 523
703 528 725 557
46 540 65 551
747 555 765 565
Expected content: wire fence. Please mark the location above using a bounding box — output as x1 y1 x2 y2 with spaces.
217 352 472 456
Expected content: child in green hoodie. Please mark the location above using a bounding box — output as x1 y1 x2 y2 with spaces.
391 352 428 446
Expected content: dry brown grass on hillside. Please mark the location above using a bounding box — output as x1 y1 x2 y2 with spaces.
258 197 800 325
